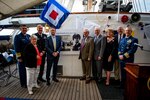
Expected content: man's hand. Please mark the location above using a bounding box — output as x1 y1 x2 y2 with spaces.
88 58 91 61
40 51 46 56
18 58 22 62
42 51 46 54
52 52 59 57
97 56 101 60
119 55 124 60
40 52 43 56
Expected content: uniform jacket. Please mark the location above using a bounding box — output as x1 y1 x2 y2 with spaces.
93 35 106 60
79 36 94 60
14 33 30 59
34 33 47 52
45 35 62 59
118 36 138 62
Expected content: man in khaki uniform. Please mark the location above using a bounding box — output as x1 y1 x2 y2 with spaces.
79 28 94 84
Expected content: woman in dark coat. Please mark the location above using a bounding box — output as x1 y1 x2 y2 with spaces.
103 29 117 85
23 35 42 95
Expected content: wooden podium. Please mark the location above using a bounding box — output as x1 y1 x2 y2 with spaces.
124 63 150 100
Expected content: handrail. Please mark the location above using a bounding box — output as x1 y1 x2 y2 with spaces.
12 12 150 18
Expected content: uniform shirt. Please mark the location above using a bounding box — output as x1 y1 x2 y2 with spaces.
14 33 30 59
34 33 47 52
118 36 138 60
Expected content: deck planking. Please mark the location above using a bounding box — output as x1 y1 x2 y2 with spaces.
0 76 102 100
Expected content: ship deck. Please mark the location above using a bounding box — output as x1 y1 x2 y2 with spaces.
0 64 102 100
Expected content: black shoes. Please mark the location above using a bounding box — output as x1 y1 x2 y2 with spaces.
98 78 103 83
38 78 46 82
21 85 27 88
86 79 90 84
46 78 59 86
80 77 86 80
47 81 50 86
52 78 59 82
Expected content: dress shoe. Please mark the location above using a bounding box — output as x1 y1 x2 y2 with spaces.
80 77 86 80
92 77 98 81
98 78 103 83
21 85 27 88
38 78 46 82
47 81 50 86
53 78 59 82
86 80 90 84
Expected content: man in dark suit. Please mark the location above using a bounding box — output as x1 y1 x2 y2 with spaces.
114 26 125 83
45 28 62 86
34 24 47 82
79 28 94 84
118 27 138 88
93 27 106 82
14 25 30 88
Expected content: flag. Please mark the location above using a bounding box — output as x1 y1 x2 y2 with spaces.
40 0 70 29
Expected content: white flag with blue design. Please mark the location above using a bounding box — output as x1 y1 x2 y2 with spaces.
40 0 70 29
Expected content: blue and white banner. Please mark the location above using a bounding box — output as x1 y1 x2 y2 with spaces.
40 0 70 29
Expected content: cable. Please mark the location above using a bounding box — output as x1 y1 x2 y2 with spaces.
137 0 142 12
143 0 147 12
132 0 137 12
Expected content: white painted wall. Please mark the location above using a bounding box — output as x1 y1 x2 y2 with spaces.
1 13 150 76
57 13 150 76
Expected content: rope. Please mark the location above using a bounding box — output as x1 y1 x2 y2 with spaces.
132 0 137 12
137 0 142 12
143 0 147 12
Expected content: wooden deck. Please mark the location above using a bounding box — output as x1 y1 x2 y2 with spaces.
0 77 102 100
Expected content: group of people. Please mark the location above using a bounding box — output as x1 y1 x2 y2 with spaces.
79 26 138 88
14 24 61 94
14 24 138 95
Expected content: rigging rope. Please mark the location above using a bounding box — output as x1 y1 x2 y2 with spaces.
137 0 142 12
143 0 147 12
133 0 139 12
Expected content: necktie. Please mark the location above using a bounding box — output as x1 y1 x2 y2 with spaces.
53 36 56 51
119 34 122 43
94 36 97 42
81 38 85 50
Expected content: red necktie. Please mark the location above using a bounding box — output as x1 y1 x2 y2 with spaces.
81 38 85 50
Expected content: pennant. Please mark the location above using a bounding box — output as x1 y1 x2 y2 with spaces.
40 0 70 29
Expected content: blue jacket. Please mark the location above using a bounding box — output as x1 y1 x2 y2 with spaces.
118 36 138 62
14 33 30 59
45 35 62 59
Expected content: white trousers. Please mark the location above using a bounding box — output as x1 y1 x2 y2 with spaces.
26 67 40 91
